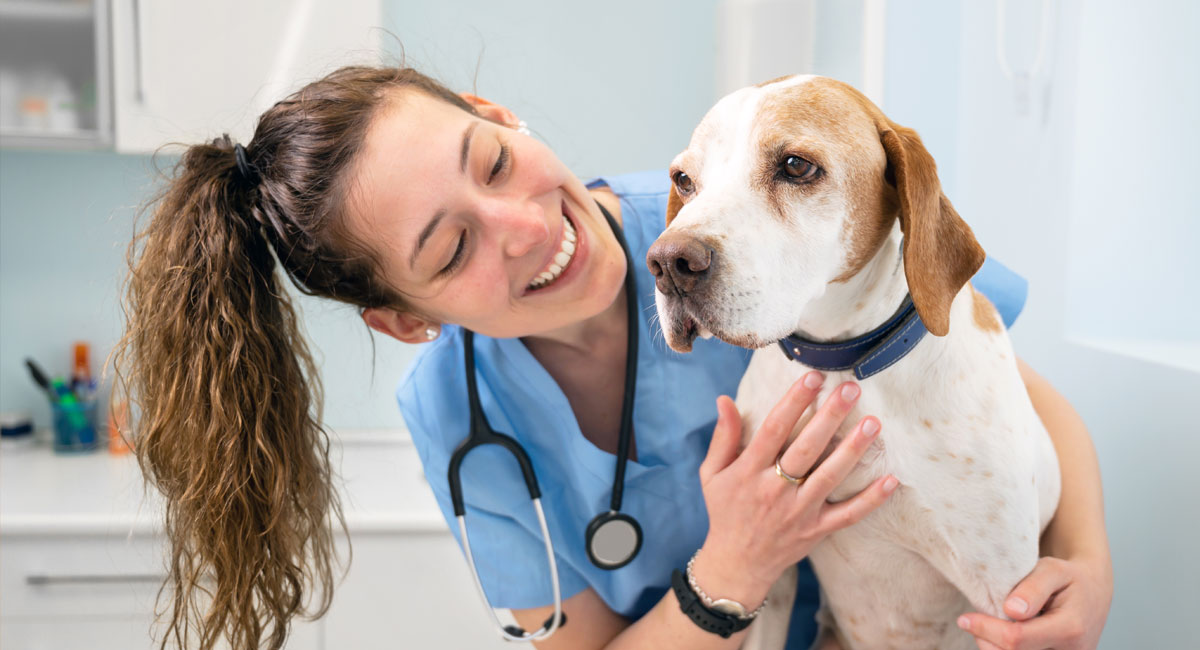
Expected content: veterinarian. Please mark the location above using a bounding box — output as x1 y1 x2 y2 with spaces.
119 65 1112 650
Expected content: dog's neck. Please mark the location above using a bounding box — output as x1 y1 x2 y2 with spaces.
792 223 911 342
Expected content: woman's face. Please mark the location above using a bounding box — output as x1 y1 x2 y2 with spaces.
349 90 628 340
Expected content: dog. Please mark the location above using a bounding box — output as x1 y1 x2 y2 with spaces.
646 75 1061 649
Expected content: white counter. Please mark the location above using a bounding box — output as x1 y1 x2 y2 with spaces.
0 429 448 536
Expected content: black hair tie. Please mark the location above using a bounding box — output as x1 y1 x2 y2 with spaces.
233 142 260 187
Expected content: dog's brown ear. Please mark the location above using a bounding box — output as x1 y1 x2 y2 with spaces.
879 123 985 336
666 182 683 226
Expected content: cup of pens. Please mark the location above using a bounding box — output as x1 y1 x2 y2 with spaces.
25 352 101 454
51 394 99 453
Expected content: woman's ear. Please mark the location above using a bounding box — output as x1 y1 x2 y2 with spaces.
362 307 440 344
459 92 519 129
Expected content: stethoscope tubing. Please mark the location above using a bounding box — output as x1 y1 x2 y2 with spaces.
447 202 637 640
457 498 563 641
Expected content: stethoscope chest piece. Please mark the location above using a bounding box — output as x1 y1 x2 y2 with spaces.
585 510 643 570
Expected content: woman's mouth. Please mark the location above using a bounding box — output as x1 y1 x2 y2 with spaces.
527 213 578 291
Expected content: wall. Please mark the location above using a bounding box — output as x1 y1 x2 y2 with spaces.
0 0 721 432
883 1 1200 646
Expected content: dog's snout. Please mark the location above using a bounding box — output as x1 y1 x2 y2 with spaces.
646 232 714 296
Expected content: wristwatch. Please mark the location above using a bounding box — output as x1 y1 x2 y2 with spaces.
669 553 766 638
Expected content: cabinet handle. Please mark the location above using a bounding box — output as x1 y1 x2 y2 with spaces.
130 0 145 104
26 573 166 586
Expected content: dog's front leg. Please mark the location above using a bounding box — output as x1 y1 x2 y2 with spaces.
740 564 798 650
896 483 1042 619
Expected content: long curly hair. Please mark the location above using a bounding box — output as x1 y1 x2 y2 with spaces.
110 65 477 649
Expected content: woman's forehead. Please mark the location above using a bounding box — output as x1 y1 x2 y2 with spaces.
348 94 472 249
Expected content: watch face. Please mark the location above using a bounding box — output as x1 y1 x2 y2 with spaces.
710 598 748 618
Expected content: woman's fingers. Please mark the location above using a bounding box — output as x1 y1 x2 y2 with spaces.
795 416 880 501
1001 557 1071 621
957 609 1073 650
741 371 824 468
776 381 861 480
700 395 743 484
814 474 898 534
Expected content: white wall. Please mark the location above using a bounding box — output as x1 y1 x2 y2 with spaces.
882 1 1200 646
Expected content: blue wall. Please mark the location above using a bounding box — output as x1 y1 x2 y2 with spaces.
0 0 721 432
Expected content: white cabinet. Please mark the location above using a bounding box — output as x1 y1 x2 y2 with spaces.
0 0 382 152
0 0 113 149
1 435 511 649
109 0 381 153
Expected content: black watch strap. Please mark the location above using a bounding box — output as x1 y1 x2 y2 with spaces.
670 569 752 638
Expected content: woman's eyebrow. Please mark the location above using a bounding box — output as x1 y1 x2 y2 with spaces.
410 209 446 270
460 122 477 172
410 123 479 271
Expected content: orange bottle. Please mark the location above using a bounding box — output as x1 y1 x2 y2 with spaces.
70 342 94 400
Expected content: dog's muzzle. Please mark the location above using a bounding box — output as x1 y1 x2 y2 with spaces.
646 232 715 297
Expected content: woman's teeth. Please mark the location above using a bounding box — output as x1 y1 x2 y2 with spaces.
528 216 577 290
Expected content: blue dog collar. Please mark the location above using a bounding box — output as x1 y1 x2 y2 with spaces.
777 295 929 380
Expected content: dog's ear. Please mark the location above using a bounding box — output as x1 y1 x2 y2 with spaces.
878 123 985 336
666 182 683 226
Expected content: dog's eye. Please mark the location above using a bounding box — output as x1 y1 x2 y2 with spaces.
782 155 820 182
672 170 696 195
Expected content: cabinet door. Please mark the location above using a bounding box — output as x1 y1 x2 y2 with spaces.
323 533 513 649
109 0 381 153
0 533 322 649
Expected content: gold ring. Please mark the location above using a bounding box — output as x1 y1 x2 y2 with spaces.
775 457 807 485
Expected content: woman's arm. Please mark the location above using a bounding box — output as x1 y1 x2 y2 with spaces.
512 375 897 649
1020 357 1110 565
958 357 1113 650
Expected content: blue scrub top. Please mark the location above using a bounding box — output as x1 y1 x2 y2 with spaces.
396 170 1027 646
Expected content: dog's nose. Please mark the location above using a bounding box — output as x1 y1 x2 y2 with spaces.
646 232 714 296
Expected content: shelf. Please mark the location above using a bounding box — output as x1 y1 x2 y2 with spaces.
0 127 108 150
1068 335 1200 375
0 0 93 22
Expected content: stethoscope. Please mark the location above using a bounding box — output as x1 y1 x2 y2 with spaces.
447 202 641 641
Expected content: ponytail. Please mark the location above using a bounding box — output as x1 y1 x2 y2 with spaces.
113 135 343 650
111 64 478 649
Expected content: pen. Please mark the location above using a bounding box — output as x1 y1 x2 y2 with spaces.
24 358 59 404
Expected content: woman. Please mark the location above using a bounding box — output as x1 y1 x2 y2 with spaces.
116 65 1111 650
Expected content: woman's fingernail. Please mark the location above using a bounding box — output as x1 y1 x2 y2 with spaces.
861 419 880 437
841 383 860 401
803 372 823 389
1006 596 1029 615
883 476 898 492
957 615 971 630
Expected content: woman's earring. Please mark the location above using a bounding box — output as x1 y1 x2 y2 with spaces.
425 326 440 341
516 119 530 136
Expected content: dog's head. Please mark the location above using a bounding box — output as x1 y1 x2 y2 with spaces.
647 75 984 352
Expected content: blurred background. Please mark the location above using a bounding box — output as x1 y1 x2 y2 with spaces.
0 0 1196 647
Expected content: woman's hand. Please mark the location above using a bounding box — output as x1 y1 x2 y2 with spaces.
957 554 1112 650
690 371 899 608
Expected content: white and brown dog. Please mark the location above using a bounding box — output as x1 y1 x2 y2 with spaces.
647 75 1061 649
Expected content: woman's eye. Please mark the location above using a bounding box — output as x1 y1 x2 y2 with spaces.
781 155 820 182
672 170 695 194
489 142 510 183
439 232 467 276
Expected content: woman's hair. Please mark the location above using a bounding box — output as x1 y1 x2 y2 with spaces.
111 65 477 650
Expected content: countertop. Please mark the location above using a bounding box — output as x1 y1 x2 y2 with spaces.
0 430 447 536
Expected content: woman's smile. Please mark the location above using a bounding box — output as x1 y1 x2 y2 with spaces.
524 201 586 294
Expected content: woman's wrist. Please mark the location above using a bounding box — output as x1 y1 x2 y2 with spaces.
690 542 773 612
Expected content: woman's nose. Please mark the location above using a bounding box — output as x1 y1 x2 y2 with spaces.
484 198 549 258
